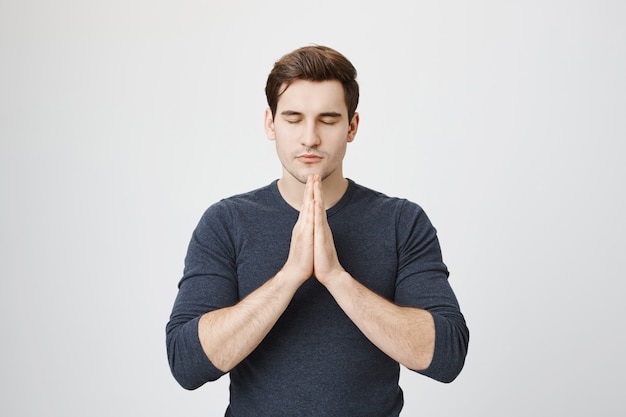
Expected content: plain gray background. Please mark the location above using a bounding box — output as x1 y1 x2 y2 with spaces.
1 1 624 416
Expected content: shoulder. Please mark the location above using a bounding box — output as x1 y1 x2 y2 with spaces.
347 180 426 217
345 181 437 240
190 183 281 240
200 182 278 218
220 181 277 207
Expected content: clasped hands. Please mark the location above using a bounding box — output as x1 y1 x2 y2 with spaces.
283 174 346 287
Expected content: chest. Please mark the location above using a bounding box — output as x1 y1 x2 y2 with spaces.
232 210 399 300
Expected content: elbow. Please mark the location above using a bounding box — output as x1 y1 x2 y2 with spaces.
417 313 469 383
173 371 222 391
421 344 468 384
167 342 204 391
166 321 225 390
167 339 224 390
172 370 204 391
432 357 466 384
167 348 214 390
404 349 461 382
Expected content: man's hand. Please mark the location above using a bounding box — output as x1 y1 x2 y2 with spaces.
312 175 346 286
281 175 315 284
281 174 345 286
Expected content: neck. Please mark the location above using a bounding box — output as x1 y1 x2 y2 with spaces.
278 171 348 210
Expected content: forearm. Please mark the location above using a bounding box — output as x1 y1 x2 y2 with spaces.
198 269 302 372
324 271 435 371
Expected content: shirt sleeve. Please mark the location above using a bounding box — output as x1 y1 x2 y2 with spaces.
165 202 239 389
393 200 469 383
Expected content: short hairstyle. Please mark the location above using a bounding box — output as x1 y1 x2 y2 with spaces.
265 45 359 122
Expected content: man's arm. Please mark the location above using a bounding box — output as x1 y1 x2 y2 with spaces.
312 177 468 382
323 272 435 370
197 269 302 372
197 177 316 372
311 178 435 370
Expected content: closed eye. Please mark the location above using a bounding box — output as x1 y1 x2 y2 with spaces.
319 112 341 125
319 112 342 125
280 110 303 124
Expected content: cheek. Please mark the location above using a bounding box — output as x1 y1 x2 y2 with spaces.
329 132 349 153
273 125 299 145
273 138 294 161
326 141 347 163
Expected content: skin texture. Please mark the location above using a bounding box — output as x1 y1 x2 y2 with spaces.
198 80 435 373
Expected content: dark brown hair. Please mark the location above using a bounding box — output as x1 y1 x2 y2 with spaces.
265 45 359 121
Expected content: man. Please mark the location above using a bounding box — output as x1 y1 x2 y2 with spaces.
166 45 469 416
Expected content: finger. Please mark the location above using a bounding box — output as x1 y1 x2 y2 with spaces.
313 177 327 232
298 175 313 216
297 175 312 219
313 175 324 210
305 174 314 202
303 176 315 226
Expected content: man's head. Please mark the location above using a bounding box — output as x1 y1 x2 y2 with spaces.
265 45 359 122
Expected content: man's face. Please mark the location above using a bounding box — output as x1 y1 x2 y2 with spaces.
265 79 359 185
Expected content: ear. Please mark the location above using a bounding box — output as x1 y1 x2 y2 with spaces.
264 108 276 141
346 112 360 143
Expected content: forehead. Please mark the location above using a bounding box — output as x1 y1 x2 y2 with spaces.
276 79 347 114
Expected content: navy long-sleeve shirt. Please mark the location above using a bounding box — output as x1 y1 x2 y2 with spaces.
166 180 469 416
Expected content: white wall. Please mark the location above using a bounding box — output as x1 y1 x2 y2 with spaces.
1 1 624 415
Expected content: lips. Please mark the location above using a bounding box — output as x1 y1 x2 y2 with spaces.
296 153 324 163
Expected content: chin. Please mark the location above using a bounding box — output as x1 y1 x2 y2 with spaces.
284 164 337 184
287 170 324 184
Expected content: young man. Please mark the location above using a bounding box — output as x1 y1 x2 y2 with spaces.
166 45 469 416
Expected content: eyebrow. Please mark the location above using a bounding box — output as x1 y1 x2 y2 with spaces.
280 110 343 118
319 112 342 118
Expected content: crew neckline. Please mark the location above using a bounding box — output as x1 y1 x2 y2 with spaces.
270 179 355 218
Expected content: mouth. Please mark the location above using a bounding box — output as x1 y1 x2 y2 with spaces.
296 153 324 163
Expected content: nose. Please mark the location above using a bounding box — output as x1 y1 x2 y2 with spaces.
300 122 321 148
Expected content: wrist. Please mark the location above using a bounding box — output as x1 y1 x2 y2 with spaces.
317 269 350 289
276 265 311 289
